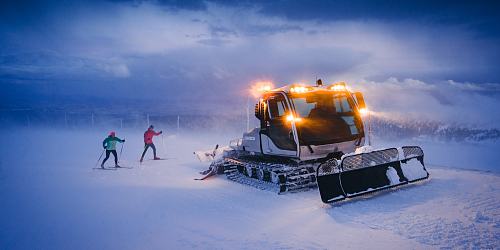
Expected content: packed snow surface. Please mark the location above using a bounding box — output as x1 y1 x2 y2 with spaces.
1 128 500 249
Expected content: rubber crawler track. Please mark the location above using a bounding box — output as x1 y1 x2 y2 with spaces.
221 157 318 194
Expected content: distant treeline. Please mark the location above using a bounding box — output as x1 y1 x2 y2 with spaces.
1 109 499 142
371 117 500 142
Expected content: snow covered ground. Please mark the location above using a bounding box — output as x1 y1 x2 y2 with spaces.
1 127 499 249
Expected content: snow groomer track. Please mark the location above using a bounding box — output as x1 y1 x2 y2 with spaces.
222 156 318 194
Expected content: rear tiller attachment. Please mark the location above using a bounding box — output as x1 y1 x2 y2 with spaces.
317 146 429 203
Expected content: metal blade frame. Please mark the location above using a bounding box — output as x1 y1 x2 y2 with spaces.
317 146 429 203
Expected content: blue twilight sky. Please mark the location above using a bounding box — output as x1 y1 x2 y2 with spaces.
1 0 500 126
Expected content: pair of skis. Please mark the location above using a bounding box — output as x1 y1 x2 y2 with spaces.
93 142 130 171
92 166 134 171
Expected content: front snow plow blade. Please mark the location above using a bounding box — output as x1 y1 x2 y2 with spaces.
317 146 429 203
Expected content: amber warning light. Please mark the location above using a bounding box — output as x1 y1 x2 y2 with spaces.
327 82 346 91
290 85 313 94
250 81 274 98
259 85 272 92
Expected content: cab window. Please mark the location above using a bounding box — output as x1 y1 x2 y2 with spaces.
340 97 354 112
267 95 288 119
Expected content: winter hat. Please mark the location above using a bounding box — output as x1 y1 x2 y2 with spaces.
110 131 115 136
149 125 154 129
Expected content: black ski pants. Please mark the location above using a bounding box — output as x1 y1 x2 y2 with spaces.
141 143 156 158
103 150 118 165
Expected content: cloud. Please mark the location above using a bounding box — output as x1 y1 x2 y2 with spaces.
350 78 500 127
196 39 233 46
365 78 436 91
0 51 132 81
208 24 238 38
250 0 500 38
103 63 131 78
155 0 207 11
242 24 303 36
445 80 500 91
212 66 233 80
0 0 499 127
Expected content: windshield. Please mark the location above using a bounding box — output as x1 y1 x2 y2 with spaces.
290 91 363 145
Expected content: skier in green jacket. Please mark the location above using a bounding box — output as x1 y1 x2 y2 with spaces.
101 131 125 168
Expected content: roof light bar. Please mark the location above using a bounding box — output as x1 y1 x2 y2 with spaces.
327 82 347 91
289 85 313 94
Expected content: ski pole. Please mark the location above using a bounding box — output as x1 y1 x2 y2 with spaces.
162 134 167 156
119 140 124 163
93 149 106 171
140 144 147 164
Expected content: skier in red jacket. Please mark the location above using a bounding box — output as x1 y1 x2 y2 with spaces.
140 125 162 162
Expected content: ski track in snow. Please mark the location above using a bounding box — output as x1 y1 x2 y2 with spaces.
0 128 499 249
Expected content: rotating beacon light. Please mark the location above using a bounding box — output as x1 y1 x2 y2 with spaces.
251 81 273 98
